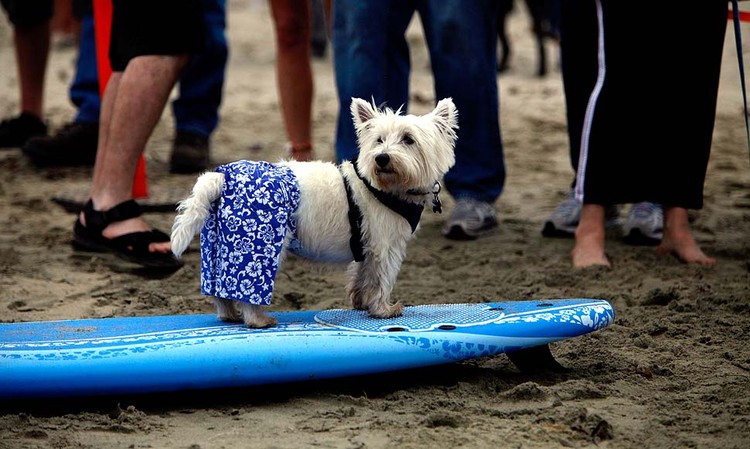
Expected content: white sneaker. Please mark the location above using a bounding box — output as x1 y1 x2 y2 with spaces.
622 202 663 245
542 192 620 238
442 198 498 240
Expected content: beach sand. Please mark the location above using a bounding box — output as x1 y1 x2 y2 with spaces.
1 2 749 448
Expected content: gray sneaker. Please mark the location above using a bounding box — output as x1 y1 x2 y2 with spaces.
541 193 620 238
622 202 663 246
442 198 498 240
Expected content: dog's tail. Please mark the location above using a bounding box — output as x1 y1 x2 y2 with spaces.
170 171 224 258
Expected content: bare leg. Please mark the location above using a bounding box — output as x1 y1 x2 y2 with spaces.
657 206 716 265
572 204 611 268
14 22 50 117
269 0 314 161
82 55 188 254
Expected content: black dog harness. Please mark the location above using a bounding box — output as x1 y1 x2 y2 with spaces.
340 160 441 262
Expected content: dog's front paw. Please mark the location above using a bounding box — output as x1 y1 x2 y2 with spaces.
367 301 404 319
348 289 368 310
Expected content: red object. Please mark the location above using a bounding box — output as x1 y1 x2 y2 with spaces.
92 0 149 199
729 10 750 23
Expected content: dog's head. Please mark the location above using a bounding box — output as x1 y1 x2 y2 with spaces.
350 97 458 195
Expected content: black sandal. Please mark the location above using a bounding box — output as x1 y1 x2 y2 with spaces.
73 199 184 272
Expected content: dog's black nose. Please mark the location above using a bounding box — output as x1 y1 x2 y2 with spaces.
375 153 390 167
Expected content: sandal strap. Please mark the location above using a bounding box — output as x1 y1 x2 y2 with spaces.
109 229 170 255
82 199 143 234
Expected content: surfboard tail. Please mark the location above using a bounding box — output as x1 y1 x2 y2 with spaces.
170 172 225 258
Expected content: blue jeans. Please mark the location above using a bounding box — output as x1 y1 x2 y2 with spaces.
70 0 228 138
70 12 100 124
333 0 505 203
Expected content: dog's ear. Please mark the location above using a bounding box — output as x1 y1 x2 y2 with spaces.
431 98 459 131
351 97 378 126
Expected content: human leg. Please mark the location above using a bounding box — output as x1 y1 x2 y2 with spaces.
170 0 228 173
69 7 100 125
72 0 202 271
422 0 504 204
539 0 599 235
269 0 314 161
332 0 413 162
23 7 100 166
0 0 53 147
656 207 715 265
649 4 723 266
574 1 725 206
572 204 610 268
82 56 188 254
14 21 50 119
419 0 504 238
90 57 187 214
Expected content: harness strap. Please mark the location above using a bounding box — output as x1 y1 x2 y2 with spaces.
341 167 366 262
351 160 424 233
339 161 428 262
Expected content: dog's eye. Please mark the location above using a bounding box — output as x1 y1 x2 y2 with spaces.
402 134 414 145
377 137 383 144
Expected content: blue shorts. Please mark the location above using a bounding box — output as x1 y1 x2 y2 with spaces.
200 161 302 305
109 0 205 71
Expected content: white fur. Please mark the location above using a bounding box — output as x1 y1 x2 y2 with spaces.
171 98 458 328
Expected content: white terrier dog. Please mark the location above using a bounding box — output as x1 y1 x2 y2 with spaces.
171 98 458 328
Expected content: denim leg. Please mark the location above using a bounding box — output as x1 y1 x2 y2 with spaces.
420 0 505 203
70 11 101 124
333 0 414 163
172 0 228 138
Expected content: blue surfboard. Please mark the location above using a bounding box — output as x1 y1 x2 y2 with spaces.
0 298 614 399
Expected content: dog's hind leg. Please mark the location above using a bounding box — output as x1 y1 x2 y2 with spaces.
214 297 242 322
240 303 278 328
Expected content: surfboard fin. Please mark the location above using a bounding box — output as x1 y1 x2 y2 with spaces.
506 344 570 373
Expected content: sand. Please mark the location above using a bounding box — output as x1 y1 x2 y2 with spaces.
1 2 749 448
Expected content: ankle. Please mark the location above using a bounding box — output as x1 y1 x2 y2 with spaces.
287 142 313 161
663 206 689 229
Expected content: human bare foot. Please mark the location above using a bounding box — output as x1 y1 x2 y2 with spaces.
572 235 611 268
657 206 716 265
571 204 611 268
657 237 715 265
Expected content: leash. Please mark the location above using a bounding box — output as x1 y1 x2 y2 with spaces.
730 0 750 158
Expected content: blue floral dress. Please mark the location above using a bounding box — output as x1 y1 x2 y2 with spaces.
200 160 301 305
